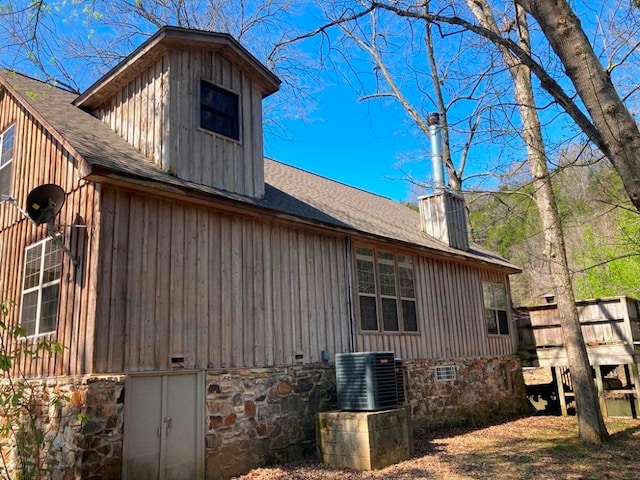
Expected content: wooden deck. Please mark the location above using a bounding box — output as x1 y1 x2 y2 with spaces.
516 296 640 367
516 297 640 417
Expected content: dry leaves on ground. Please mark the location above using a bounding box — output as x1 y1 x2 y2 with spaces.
233 416 640 480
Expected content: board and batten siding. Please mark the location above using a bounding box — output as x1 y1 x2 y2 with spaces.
93 49 266 198
354 251 516 360
93 55 169 170
94 187 351 373
0 88 100 378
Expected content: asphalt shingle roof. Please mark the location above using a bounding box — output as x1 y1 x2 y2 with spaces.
0 70 518 271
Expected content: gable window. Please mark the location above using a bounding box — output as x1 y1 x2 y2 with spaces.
483 282 509 335
200 80 240 141
0 124 16 195
355 246 418 332
20 237 62 337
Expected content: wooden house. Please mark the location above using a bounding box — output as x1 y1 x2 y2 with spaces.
517 296 640 417
0 27 527 479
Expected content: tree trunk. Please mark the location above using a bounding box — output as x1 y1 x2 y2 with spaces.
517 0 640 212
467 0 609 444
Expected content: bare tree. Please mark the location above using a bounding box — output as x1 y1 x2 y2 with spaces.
276 1 523 194
515 0 640 212
0 0 312 131
352 1 640 213
466 0 609 444
275 0 629 444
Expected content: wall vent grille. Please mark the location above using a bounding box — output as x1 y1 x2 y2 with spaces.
435 365 456 381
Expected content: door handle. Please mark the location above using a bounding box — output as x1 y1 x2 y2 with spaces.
164 417 173 435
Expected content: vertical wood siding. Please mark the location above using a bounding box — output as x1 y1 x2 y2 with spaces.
95 188 351 372
95 56 168 168
354 253 516 360
0 89 100 377
419 193 469 251
94 49 266 198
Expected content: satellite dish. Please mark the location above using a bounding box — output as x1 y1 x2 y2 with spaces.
26 184 66 226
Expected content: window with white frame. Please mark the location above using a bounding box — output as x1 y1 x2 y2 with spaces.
21 237 63 337
483 282 509 335
0 124 16 196
355 246 418 332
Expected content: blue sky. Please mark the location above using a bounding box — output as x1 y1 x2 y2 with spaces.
0 2 459 203
1 1 611 203
263 79 429 202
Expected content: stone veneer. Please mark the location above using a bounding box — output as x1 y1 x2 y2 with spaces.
403 355 529 429
0 375 125 480
205 364 336 478
0 355 527 479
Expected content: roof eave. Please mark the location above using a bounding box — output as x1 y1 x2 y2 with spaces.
74 26 281 110
84 164 521 274
0 73 93 178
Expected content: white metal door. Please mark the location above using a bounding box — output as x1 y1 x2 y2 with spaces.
123 372 204 480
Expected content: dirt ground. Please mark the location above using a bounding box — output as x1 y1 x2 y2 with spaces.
232 416 640 480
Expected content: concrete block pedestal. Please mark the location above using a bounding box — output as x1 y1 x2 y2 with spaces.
316 407 411 470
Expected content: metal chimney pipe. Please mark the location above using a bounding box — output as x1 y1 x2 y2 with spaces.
427 112 445 191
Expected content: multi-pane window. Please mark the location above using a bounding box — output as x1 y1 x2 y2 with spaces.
0 124 16 195
483 282 509 335
200 80 240 141
21 237 62 337
355 246 418 332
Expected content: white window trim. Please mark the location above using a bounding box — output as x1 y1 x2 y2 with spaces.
0 123 16 195
20 236 62 338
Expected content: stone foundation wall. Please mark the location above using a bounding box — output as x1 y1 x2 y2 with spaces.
205 364 336 479
0 375 124 480
0 355 527 479
203 355 527 477
403 355 528 429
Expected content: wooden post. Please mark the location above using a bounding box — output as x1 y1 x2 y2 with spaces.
554 366 568 416
630 363 640 419
593 365 607 418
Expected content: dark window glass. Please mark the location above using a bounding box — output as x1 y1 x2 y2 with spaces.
497 310 509 335
382 298 399 331
402 300 418 331
486 310 498 335
200 80 239 140
354 246 419 333
359 296 378 331
483 282 509 335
